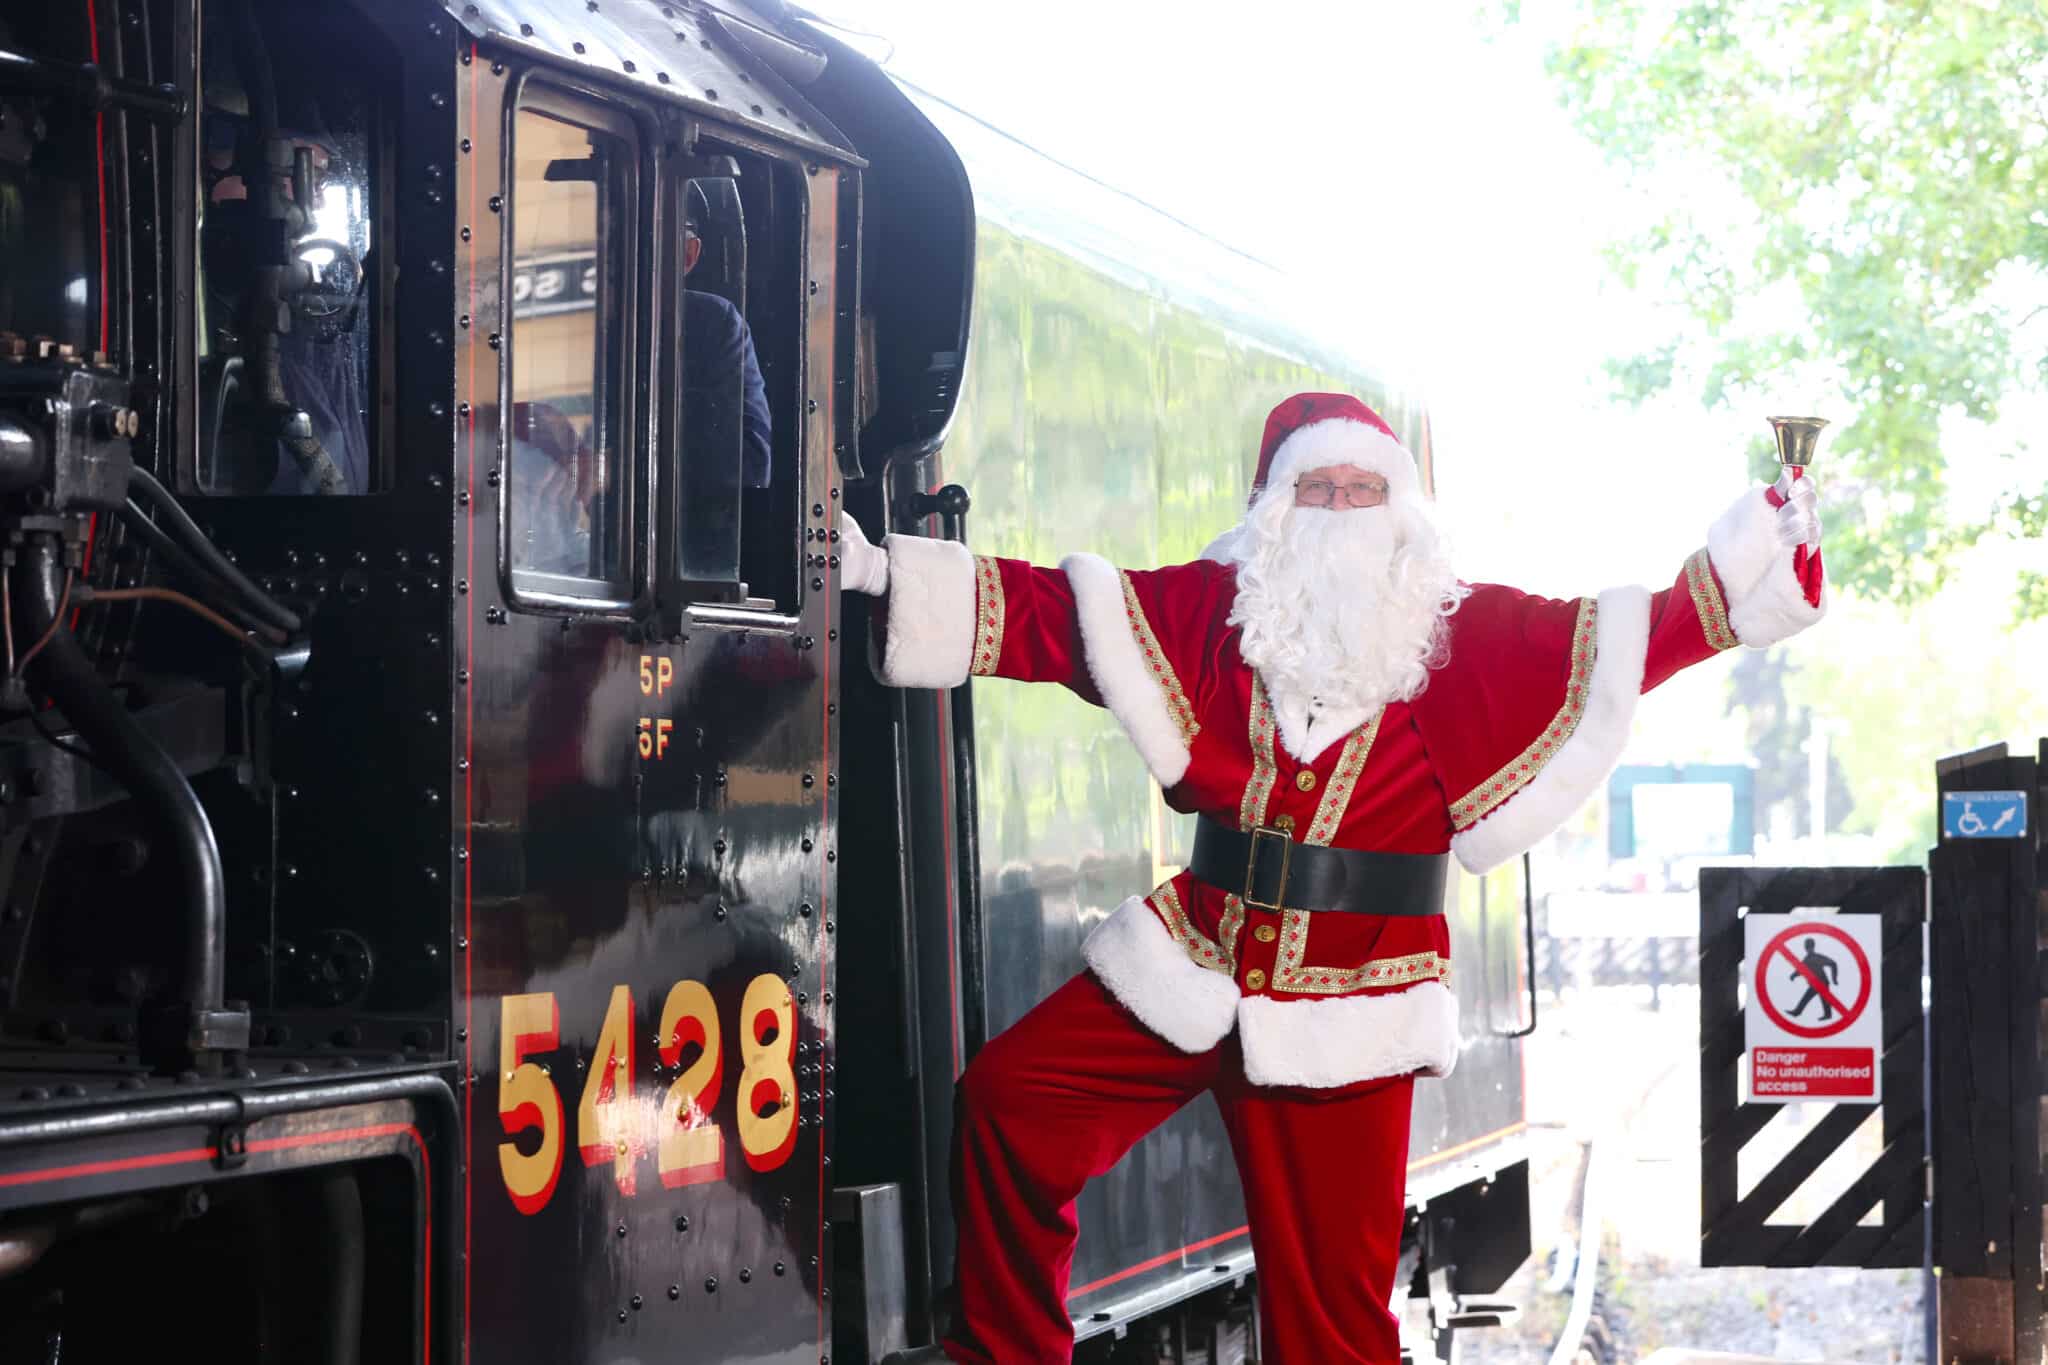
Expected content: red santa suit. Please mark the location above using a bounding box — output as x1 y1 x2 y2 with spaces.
859 393 1826 1362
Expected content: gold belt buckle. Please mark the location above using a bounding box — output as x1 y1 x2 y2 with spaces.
1243 826 1292 911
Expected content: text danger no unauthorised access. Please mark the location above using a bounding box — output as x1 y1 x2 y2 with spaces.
1751 1047 1875 1097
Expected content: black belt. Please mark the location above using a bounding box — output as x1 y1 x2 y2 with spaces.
1189 814 1447 916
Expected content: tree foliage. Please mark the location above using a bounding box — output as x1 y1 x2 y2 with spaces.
1531 0 2048 613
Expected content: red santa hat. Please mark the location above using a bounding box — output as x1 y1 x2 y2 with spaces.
1251 392 1421 506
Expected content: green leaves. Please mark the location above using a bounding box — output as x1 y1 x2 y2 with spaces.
1530 0 2048 614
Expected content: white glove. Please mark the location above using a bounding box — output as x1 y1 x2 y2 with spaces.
838 511 889 595
1772 469 1821 548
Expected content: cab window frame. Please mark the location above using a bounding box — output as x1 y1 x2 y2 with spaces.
497 74 658 619
658 116 813 625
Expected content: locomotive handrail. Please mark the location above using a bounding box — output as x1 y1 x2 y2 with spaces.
0 1069 459 1151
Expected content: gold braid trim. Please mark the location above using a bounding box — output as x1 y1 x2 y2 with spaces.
1147 882 1234 977
1686 547 1738 652
1273 949 1451 997
1238 676 1279 833
1275 709 1398 992
1448 597 1599 832
970 555 1006 676
1121 572 1200 745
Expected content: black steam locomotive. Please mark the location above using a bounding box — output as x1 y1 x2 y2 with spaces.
0 2 1533 1360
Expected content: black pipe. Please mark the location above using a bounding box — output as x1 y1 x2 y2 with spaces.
15 534 228 1067
0 45 189 123
128 467 301 633
115 499 276 637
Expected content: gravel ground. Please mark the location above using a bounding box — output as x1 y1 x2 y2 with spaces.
1418 985 1930 1364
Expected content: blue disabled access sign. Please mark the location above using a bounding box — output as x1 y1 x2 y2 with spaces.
1943 790 2029 840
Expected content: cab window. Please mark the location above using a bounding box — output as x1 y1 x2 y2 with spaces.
668 139 805 611
194 0 389 494
505 86 640 606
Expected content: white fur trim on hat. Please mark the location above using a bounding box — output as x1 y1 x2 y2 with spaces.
1237 981 1461 1088
1082 895 1241 1053
1062 552 1194 789
1708 486 1827 648
875 533 975 689
1264 418 1422 503
1449 585 1650 875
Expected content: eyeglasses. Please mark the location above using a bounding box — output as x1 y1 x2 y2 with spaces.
1294 477 1389 508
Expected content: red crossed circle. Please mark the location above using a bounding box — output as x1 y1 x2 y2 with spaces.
1754 920 1871 1039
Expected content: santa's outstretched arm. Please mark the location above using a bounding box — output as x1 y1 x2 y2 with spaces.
1418 469 1826 876
837 513 1218 791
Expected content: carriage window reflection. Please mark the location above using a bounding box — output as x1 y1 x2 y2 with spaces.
507 97 636 603
195 0 384 494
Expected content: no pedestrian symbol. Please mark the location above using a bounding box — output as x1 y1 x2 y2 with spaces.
1743 913 1882 1105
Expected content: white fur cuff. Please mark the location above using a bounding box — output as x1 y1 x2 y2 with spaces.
1238 981 1461 1088
1727 554 1827 648
1450 586 1650 875
1082 896 1241 1054
1707 486 1780 599
1062 553 1194 789
877 533 975 689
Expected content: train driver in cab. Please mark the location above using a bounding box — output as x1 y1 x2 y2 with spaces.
839 391 1826 1362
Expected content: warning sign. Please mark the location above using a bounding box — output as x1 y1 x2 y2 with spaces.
1743 913 1882 1104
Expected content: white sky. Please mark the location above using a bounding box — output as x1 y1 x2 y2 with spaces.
802 0 1781 595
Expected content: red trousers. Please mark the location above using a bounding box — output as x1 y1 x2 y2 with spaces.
943 972 1416 1363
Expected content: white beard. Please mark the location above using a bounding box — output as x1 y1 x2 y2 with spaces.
1224 488 1468 759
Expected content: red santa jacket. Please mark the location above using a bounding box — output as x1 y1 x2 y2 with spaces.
872 484 1823 1088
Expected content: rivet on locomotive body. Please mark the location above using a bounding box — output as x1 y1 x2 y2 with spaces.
799 902 812 917
456 935 468 951
675 1214 690 1232
631 1295 643 1311
713 904 728 921
822 992 833 1007
456 579 468 594
519 22 534 35
802 773 814 788
615 1310 626 1324
623 60 638 73
704 1277 718 1293
658 71 671 84
487 468 501 487
825 920 834 934
487 333 502 349
457 1027 468 1043
704 87 718 100
811 502 824 518
667 1285 681 1300
774 1261 786 1276
801 837 813 853
486 605 507 624
493 61 507 75
617 1221 628 1238
738 1267 752 1284
430 91 448 109
826 850 837 863
573 42 586 55
810 577 823 591
826 774 837 788
457 758 471 772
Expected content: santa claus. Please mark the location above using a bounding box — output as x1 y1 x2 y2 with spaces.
838 392 1824 1363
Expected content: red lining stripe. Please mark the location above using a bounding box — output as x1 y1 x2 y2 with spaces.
2 1121 430 1360
1068 1225 1250 1299
459 41 482 1365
